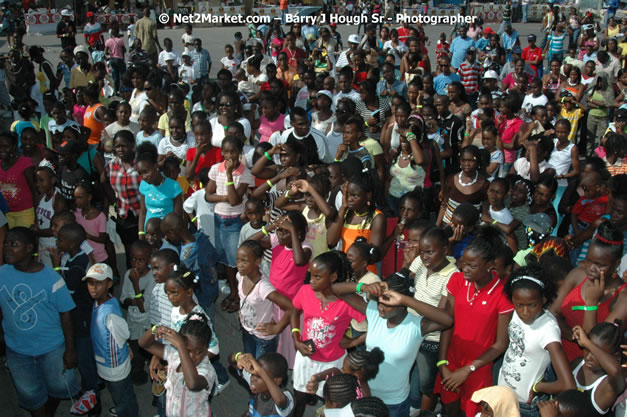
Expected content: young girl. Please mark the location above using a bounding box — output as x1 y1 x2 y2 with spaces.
335 116 374 169
481 123 503 181
278 177 336 260
139 313 217 417
74 182 108 264
236 240 295 358
249 210 312 367
220 44 240 76
254 95 286 144
205 135 255 312
136 106 163 147
158 115 196 166
435 237 515 417
387 131 426 214
34 164 67 267
0 132 37 228
290 251 366 417
408 226 459 412
21 127 45 168
102 102 140 146
185 119 221 191
570 322 625 415
499 265 576 415
327 169 386 273
482 178 514 229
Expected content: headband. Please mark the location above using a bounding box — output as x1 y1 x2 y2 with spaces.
511 276 544 288
597 235 623 246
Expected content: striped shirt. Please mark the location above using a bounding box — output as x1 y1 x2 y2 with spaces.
547 33 566 56
409 256 458 342
209 161 255 216
457 60 482 93
149 283 173 328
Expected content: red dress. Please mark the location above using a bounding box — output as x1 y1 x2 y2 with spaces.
560 277 627 361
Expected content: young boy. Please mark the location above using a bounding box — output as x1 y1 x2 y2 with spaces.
570 171 609 240
84 263 139 417
221 44 240 76
136 106 163 147
183 167 215 242
50 210 97 266
239 198 271 276
231 352 294 417
120 240 155 385
521 78 548 115
179 52 196 86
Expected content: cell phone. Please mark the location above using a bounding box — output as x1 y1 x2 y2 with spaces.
303 339 316 353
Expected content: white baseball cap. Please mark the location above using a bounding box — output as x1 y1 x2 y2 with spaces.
82 263 113 281
348 34 360 44
61 9 72 16
484 70 499 80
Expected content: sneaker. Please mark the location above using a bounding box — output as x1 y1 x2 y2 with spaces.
109 408 117 417
213 379 230 396
70 390 97 415
409 407 421 417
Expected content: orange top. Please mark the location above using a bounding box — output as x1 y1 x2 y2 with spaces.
83 103 104 145
341 209 382 273
280 0 288 10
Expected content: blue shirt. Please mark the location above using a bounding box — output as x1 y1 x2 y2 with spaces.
450 36 474 68
475 37 489 51
376 79 408 100
188 48 211 78
502 31 519 62
136 130 163 148
0 264 76 355
139 177 182 225
433 72 461 96
180 232 218 315
366 300 423 405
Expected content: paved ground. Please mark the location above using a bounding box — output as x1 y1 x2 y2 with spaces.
0 17 545 417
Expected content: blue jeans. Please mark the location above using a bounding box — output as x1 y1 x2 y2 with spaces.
243 329 279 358
214 214 243 268
76 335 99 393
387 397 410 417
521 4 528 22
6 343 81 410
409 341 439 408
105 374 138 417
109 57 126 93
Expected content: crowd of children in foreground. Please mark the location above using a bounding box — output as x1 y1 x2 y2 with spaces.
2 6 627 417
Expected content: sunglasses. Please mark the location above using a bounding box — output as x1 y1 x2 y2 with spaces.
219 102 234 107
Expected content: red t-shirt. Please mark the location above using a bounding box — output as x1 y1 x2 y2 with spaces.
572 194 609 225
185 146 222 188
292 284 365 363
397 27 411 44
522 46 543 77
280 47 307 69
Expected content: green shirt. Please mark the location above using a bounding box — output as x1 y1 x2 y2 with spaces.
589 90 609 118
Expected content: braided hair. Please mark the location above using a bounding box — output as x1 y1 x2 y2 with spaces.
166 265 198 290
351 396 390 417
312 250 354 283
323 374 359 408
349 237 382 266
180 312 212 347
589 221 624 262
384 269 413 297
346 167 384 226
346 347 385 381
589 320 624 356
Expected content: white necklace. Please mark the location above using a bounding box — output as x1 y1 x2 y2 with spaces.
458 171 478 187
568 79 578 86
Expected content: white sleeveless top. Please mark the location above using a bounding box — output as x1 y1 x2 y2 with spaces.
573 360 609 415
37 188 58 251
548 139 574 187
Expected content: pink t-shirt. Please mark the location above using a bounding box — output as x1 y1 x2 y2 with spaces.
75 210 107 262
269 233 312 300
104 37 125 59
293 284 365 362
0 155 34 212
258 113 286 143
498 117 524 163
237 273 277 340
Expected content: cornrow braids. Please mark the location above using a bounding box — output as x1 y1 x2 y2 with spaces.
351 396 390 417
384 269 413 297
180 312 212 347
590 221 624 262
313 250 355 283
589 320 624 355
166 265 197 290
239 240 264 260
322 374 359 408
346 347 385 381
464 237 496 261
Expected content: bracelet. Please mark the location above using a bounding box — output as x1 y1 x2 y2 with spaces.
261 225 269 236
572 305 598 311
234 352 242 361
54 267 61 271
464 133 471 137
285 191 290 199
291 328 301 334
334 158 341 162
226 181 235 186
436 360 449 367
138 231 146 235
364 121 369 127
266 179 274 188
191 216 197 222
492 219 498 225
264 151 272 161
406 132 416 142
134 293 143 298
532 381 540 393
356 282 364 293
151 324 158 335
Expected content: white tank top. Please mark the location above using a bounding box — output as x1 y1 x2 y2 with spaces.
37 188 58 250
548 139 574 187
573 360 609 415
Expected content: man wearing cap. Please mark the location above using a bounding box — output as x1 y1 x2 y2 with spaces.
83 11 103 50
56 9 76 49
475 27 493 52
483 70 505 101
70 45 95 89
335 33 360 70
522 34 543 78
450 25 475 69
134 7 161 67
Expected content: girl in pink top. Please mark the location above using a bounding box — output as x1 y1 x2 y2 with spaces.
255 96 286 143
0 133 36 228
290 250 366 417
236 240 295 358
249 210 312 368
497 95 526 174
73 182 108 263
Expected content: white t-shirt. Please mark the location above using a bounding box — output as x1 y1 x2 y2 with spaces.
487 149 504 181
498 311 561 402
97 313 132 382
158 49 182 67
513 158 554 180
220 56 241 75
522 93 548 114
178 64 196 84
157 133 197 161
382 40 408 66
183 189 215 243
181 33 194 52
490 206 514 225
236 273 277 340
209 116 251 147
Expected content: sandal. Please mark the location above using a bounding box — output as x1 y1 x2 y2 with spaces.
221 296 240 313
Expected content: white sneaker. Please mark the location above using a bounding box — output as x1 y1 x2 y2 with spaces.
214 379 230 396
409 407 421 417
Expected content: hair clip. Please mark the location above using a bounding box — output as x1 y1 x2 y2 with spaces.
511 275 545 288
355 385 364 399
362 167 369 173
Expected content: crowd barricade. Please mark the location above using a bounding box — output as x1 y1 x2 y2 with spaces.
25 9 137 35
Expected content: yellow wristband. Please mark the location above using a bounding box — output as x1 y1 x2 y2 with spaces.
234 352 242 361
291 328 301 334
138 231 146 235
151 325 158 335
266 179 273 188
492 219 498 225
191 217 197 223
134 293 143 298
54 267 61 271
436 360 449 367
226 181 235 186
261 225 269 236
532 381 540 393
285 191 290 199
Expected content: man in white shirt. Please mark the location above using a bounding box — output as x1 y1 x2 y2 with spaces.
269 107 330 164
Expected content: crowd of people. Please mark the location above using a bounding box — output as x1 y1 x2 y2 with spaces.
0 2 627 417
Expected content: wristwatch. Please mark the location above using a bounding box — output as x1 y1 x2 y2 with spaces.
469 364 476 372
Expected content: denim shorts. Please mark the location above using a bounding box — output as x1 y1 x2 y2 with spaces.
214 214 243 268
6 343 80 410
